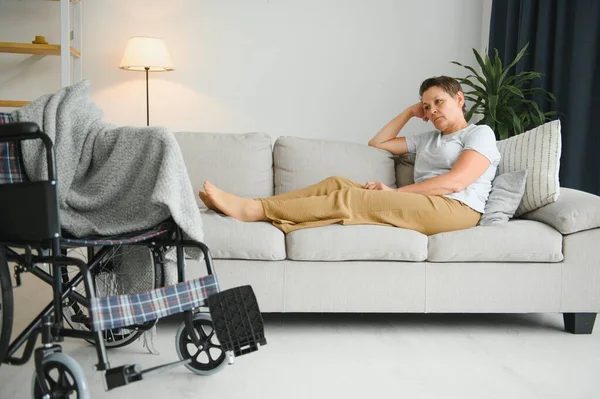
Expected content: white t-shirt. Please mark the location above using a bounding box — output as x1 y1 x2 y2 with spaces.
404 124 501 213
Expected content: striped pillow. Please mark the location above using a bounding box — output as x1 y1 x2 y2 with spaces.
496 120 561 217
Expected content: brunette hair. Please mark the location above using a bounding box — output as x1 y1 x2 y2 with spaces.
419 76 466 114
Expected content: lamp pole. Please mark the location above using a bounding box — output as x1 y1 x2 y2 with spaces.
145 66 150 126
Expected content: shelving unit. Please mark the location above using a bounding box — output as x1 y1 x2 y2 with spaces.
0 100 30 108
0 0 82 108
0 42 81 57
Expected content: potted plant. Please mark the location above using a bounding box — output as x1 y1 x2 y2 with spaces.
452 43 556 140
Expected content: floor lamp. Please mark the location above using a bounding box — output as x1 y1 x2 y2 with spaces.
119 37 174 126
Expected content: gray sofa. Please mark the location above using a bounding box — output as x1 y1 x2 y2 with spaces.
174 131 600 334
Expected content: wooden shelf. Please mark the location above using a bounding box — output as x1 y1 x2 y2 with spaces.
0 100 30 108
0 42 81 57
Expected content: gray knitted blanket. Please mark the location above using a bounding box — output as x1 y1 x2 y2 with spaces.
12 80 203 284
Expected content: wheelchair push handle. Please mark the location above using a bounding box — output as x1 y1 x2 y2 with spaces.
0 122 57 182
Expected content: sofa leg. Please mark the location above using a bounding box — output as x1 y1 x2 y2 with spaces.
563 313 597 334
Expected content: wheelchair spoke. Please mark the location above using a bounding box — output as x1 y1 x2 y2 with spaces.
205 351 218 366
44 370 57 390
58 367 67 387
192 349 202 359
61 244 161 348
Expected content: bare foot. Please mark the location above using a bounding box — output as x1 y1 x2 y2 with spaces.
203 181 266 222
199 190 222 213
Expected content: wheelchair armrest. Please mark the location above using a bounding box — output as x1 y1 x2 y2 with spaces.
0 122 57 181
0 122 41 142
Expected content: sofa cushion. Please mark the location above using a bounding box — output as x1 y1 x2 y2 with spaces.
496 120 562 217
286 224 427 261
274 136 396 194
428 219 563 262
201 210 286 260
520 187 600 235
174 132 273 208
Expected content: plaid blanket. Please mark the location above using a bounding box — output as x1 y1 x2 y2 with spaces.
90 274 218 332
0 113 27 184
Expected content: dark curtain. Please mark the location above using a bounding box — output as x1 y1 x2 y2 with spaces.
489 0 600 195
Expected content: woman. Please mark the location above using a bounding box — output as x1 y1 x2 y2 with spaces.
199 76 500 235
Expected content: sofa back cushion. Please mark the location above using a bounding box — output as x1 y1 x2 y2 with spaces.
496 120 562 216
395 153 415 188
174 132 273 207
274 136 396 194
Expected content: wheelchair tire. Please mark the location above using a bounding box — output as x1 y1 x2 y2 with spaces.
62 246 164 348
31 352 90 399
175 313 228 376
0 248 13 367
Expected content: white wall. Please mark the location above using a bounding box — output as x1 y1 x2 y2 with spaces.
0 0 491 143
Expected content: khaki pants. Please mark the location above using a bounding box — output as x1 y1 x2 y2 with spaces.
260 176 481 235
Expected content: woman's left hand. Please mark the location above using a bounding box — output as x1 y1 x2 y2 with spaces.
364 181 393 191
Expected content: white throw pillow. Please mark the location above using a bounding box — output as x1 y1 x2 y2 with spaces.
478 170 528 225
496 120 562 216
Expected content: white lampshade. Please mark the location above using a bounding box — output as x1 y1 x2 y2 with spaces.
119 37 174 72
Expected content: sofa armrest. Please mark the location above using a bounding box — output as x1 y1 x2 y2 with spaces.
520 188 600 234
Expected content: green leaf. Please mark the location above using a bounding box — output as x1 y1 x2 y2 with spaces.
460 76 487 93
520 100 543 126
498 42 529 85
497 123 509 140
503 85 524 98
456 75 487 92
507 108 523 135
505 71 540 87
486 52 496 80
494 49 503 86
497 85 522 104
473 48 487 71
488 95 499 121
455 65 489 91
450 60 466 68
473 49 495 87
465 98 482 121
514 71 543 87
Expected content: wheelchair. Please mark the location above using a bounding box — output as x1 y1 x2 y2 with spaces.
0 122 266 398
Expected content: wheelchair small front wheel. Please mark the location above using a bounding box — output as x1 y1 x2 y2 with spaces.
0 248 14 367
175 313 227 376
31 353 90 399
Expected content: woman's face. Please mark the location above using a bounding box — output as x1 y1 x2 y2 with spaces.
421 86 465 132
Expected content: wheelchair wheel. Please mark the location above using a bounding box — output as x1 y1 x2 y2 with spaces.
175 313 228 376
62 245 164 348
31 353 90 399
0 248 14 367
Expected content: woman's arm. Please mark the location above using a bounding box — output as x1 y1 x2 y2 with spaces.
368 103 425 155
397 150 491 195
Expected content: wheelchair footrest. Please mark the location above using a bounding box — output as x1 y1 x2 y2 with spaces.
207 285 267 357
105 364 143 391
